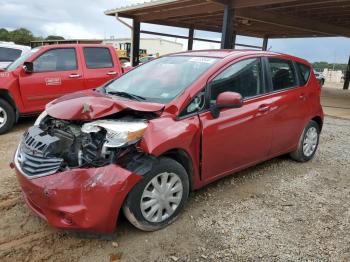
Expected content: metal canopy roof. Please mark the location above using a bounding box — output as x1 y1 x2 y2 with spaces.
105 0 350 38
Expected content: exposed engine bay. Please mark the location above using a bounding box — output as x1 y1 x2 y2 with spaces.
17 111 154 177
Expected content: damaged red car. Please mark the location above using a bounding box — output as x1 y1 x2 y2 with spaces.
13 50 323 233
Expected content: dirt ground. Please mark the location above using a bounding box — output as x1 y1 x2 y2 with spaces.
0 116 349 262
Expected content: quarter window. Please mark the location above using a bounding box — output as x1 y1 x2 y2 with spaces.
210 58 263 102
33 48 77 72
268 58 297 91
83 47 113 69
296 62 311 86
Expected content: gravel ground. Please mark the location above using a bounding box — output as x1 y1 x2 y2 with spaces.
0 116 349 261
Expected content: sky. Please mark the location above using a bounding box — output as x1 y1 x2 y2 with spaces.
0 0 349 63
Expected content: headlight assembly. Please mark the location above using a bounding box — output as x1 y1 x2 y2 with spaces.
81 120 148 148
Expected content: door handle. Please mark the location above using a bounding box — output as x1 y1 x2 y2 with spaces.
258 104 271 113
107 71 117 75
69 73 81 78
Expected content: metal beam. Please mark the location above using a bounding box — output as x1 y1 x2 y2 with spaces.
236 8 350 37
221 5 235 49
188 28 194 50
344 56 350 90
262 36 269 50
232 31 237 49
131 19 140 66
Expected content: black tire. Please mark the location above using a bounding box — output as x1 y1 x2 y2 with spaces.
0 98 15 135
290 120 320 162
123 157 189 231
320 79 325 86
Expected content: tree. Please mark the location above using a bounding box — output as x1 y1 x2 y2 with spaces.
0 28 10 42
45 35 65 41
8 28 35 45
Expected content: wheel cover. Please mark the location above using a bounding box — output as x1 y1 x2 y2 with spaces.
0 106 8 129
140 172 183 223
303 126 318 157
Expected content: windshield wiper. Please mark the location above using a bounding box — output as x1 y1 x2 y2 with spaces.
107 91 146 101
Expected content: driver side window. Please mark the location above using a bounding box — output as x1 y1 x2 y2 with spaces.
33 48 77 72
210 58 263 103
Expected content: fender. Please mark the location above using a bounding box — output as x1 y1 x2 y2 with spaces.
139 115 202 188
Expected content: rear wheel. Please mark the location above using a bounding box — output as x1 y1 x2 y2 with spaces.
123 157 189 231
0 99 15 134
290 120 320 162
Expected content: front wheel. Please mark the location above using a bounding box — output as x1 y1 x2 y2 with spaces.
0 99 15 135
290 120 320 162
123 157 189 231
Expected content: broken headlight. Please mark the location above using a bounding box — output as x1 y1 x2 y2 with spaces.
81 120 148 148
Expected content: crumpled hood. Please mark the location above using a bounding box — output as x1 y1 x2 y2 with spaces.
46 90 165 121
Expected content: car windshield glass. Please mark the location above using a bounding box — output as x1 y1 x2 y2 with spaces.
6 47 41 71
105 56 220 103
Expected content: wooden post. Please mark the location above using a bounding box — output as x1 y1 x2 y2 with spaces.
343 56 350 90
131 19 140 67
221 4 234 49
188 28 194 50
262 36 269 51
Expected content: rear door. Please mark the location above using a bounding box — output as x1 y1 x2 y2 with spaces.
19 47 85 112
81 46 121 89
266 57 310 155
199 57 273 182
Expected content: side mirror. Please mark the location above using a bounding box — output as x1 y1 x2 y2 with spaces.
211 91 243 118
23 61 34 73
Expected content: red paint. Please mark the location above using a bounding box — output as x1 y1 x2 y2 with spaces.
0 44 124 116
216 92 243 108
46 90 164 120
15 50 323 233
16 164 141 233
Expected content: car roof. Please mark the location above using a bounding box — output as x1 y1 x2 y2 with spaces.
170 49 310 65
0 42 31 52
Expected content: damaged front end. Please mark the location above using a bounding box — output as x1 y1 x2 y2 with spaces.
14 110 158 233
17 112 156 177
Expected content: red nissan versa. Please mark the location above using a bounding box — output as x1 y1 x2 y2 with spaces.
13 50 323 233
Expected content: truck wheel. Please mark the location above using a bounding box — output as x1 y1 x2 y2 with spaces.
123 157 189 231
0 98 15 134
290 120 320 162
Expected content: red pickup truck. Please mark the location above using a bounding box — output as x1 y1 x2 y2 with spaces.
0 44 124 134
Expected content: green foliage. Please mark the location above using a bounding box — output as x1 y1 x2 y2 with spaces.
45 35 65 41
0 28 10 42
312 61 347 72
8 28 35 45
0 28 64 46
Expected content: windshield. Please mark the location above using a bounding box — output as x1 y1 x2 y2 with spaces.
6 47 41 71
105 56 219 103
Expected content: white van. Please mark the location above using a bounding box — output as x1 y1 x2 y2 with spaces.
0 42 31 69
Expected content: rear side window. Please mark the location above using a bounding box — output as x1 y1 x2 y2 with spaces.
296 62 311 86
0 47 22 62
268 58 297 91
33 48 77 72
83 47 113 69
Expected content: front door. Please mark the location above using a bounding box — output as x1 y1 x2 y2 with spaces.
199 57 273 182
19 47 85 112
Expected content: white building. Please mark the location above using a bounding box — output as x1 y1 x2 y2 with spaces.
103 38 183 56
